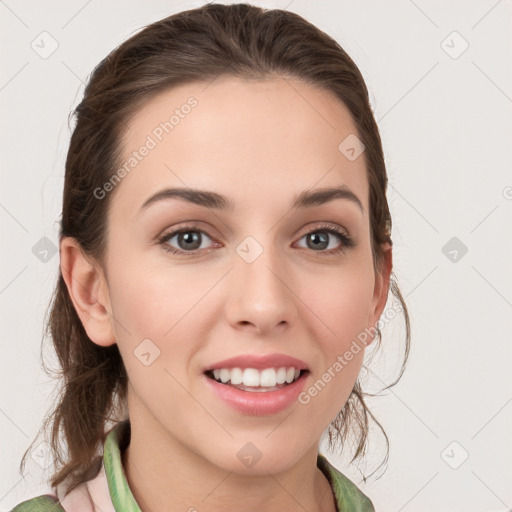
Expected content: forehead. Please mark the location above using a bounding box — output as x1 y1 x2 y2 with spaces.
114 76 369 218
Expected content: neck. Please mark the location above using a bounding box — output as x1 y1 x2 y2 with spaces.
121 415 336 512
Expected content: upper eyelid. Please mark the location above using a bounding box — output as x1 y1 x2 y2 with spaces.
159 222 350 245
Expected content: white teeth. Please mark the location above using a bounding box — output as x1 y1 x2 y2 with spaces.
260 368 277 387
242 368 260 387
219 369 230 383
230 367 243 385
276 367 287 384
209 366 303 388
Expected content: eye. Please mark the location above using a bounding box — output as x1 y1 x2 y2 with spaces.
158 222 354 257
295 223 354 254
158 225 219 255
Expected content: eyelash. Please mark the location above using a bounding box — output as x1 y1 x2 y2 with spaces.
157 222 354 257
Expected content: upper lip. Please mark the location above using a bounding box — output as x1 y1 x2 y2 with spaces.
204 353 309 372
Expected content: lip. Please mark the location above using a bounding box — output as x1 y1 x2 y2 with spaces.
202 370 309 416
204 353 309 371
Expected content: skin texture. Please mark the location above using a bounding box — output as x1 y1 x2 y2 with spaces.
60 77 392 512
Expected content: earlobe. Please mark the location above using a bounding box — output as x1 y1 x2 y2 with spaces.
59 236 116 347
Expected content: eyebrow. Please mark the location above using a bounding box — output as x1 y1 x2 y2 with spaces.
138 185 364 215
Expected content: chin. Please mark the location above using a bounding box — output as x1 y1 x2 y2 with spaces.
201 435 312 476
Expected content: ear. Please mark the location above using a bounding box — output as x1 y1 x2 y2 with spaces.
59 236 116 347
366 242 393 346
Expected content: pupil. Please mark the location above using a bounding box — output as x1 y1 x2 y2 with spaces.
179 231 201 250
309 232 328 250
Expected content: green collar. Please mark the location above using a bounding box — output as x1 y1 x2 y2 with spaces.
104 421 374 512
103 421 140 512
317 454 375 511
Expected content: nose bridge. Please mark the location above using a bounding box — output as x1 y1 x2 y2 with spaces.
228 232 296 330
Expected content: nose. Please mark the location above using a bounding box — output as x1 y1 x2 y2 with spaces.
224 240 298 335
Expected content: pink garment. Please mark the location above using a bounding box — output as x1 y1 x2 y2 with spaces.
53 464 115 512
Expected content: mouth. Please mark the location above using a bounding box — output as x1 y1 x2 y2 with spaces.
204 367 309 392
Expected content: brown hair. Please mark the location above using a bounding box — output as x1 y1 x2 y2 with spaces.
20 2 410 494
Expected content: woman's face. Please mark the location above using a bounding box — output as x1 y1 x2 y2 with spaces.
96 77 390 473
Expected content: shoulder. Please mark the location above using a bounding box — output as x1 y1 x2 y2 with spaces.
9 464 106 512
9 494 66 512
10 422 127 512
317 454 375 512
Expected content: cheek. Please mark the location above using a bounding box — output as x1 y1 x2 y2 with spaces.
108 263 202 402
107 256 205 342
297 266 374 424
306 261 375 349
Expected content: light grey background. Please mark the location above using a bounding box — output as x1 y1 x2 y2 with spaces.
1 1 511 510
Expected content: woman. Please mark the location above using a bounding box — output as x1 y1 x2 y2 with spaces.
12 3 410 511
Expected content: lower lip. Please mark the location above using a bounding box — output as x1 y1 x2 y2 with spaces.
203 372 309 416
